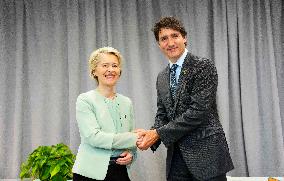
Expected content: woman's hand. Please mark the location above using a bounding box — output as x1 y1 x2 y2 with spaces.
134 128 145 133
116 150 133 165
134 129 146 147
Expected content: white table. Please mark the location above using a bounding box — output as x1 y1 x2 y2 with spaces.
227 177 283 181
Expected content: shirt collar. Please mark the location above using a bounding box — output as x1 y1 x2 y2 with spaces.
169 48 188 68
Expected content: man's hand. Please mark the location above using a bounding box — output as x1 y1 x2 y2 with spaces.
136 129 159 150
116 150 133 165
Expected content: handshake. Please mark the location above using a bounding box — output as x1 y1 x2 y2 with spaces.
134 129 160 150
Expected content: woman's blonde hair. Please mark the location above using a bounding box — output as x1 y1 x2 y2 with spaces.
88 47 123 82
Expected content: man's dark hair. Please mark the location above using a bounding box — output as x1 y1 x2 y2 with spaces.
152 16 187 42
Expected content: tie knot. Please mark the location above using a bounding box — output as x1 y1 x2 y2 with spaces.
170 64 178 72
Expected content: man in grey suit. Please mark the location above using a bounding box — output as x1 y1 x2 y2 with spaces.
136 17 234 180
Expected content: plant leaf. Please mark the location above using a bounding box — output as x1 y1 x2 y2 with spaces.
31 163 39 177
50 165 60 178
40 165 51 180
41 169 50 180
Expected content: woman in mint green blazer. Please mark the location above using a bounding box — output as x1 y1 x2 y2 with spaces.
72 47 141 181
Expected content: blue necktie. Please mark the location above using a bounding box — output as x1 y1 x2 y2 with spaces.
170 64 178 98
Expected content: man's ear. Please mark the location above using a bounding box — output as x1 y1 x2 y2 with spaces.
184 36 187 46
158 41 162 48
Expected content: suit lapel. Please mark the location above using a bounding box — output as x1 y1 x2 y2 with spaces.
93 90 116 131
163 65 174 106
174 53 194 111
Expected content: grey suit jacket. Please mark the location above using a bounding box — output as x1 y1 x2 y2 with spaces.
152 53 234 180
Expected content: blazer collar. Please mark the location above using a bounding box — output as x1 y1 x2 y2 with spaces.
164 64 172 100
160 53 195 110
173 53 195 110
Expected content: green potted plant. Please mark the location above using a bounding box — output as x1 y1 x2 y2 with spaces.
19 143 76 181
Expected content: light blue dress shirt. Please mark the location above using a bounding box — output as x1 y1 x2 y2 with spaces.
169 48 188 83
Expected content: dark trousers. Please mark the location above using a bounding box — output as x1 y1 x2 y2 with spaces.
168 147 227 181
73 164 130 181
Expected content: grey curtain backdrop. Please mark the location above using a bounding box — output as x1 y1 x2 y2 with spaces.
0 0 283 180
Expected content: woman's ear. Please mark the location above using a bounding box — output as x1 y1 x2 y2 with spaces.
92 70 97 77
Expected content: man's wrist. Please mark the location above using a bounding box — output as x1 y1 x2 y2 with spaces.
153 129 160 140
